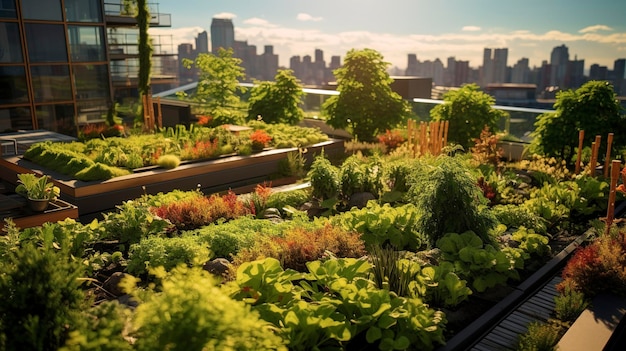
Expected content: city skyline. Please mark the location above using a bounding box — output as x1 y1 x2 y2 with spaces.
151 0 626 71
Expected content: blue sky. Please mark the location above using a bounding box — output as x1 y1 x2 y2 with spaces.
151 0 626 71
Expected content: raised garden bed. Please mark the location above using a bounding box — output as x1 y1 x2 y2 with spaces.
0 139 344 218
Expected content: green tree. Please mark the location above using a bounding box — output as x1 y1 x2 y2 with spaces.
183 48 247 126
531 80 625 164
322 48 410 141
247 69 305 125
430 83 507 150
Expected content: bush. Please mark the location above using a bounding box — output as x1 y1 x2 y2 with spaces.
515 321 561 351
554 285 588 323
127 236 211 276
408 156 498 247
156 154 181 169
0 242 86 351
307 152 340 200
266 189 310 210
128 266 287 351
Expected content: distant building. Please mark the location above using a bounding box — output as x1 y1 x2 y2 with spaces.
511 58 530 83
481 48 508 86
614 59 626 96
550 44 569 88
195 31 209 54
210 18 234 54
177 43 196 84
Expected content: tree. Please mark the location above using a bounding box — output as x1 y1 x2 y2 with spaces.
430 84 507 150
247 69 305 125
531 81 626 164
182 48 247 126
322 48 410 141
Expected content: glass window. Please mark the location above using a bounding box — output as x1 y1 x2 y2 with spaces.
35 104 76 136
74 64 110 99
25 24 68 63
0 107 32 132
0 0 17 18
68 26 105 62
65 0 102 22
76 99 108 125
0 23 22 62
21 0 62 21
0 66 28 105
31 65 72 103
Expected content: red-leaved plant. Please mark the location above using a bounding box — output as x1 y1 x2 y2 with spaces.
377 129 406 151
249 130 272 151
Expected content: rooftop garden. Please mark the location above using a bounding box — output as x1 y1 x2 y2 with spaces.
2 48 626 351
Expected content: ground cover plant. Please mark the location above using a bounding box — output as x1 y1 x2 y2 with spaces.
1 125 618 350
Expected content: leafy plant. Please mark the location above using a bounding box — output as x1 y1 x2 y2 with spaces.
307 151 340 200
156 154 180 169
554 285 588 323
377 129 406 151
127 236 211 276
100 200 171 246
247 69 305 125
15 173 60 200
332 202 424 251
419 262 472 308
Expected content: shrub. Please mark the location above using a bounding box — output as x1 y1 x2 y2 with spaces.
156 154 181 169
307 152 340 200
128 266 287 351
101 200 172 246
127 236 211 276
266 189 310 210
515 321 562 351
0 242 86 351
492 204 548 234
408 156 498 247
377 129 406 151
554 285 588 323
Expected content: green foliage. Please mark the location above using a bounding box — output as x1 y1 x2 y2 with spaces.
127 236 211 276
266 189 310 210
307 151 340 200
182 48 247 126
100 200 172 246
511 227 551 258
74 162 131 181
322 48 411 141
248 69 305 125
531 81 625 164
369 245 418 297
15 173 60 200
332 202 424 251
419 262 472 308
492 204 548 234
437 231 522 292
129 265 287 351
136 0 152 98
156 154 181 169
407 156 498 247
59 301 132 351
339 154 385 199
229 258 447 351
554 285 588 323
430 84 507 150
0 242 86 351
515 321 561 351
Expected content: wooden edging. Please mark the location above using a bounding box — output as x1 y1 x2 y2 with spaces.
437 232 589 351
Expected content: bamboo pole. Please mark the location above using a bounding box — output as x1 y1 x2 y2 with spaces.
575 130 584 174
605 159 621 236
604 133 614 178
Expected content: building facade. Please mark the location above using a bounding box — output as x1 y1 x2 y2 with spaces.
0 0 173 136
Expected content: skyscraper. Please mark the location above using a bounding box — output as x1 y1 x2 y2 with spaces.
493 48 508 83
210 18 234 54
195 31 208 54
550 44 569 88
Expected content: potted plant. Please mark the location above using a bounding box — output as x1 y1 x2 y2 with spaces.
15 173 60 211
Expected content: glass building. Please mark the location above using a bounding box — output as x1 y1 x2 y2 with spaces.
0 0 173 136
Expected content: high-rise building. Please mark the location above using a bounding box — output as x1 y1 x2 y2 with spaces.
590 64 608 81
177 43 196 84
0 0 173 135
195 31 209 54
406 54 418 76
493 48 508 83
481 48 494 87
614 59 626 96
511 58 530 83
550 44 569 88
210 18 234 54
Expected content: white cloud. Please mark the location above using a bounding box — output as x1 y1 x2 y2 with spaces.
579 25 613 33
297 13 323 22
462 26 481 32
244 17 276 27
214 12 236 20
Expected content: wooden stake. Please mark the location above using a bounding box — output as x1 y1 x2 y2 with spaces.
606 159 621 235
443 120 449 148
575 130 584 174
604 133 614 178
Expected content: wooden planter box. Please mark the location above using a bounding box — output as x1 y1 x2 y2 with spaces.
0 139 344 218
0 194 78 231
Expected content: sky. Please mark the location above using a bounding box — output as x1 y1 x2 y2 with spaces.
150 0 626 72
